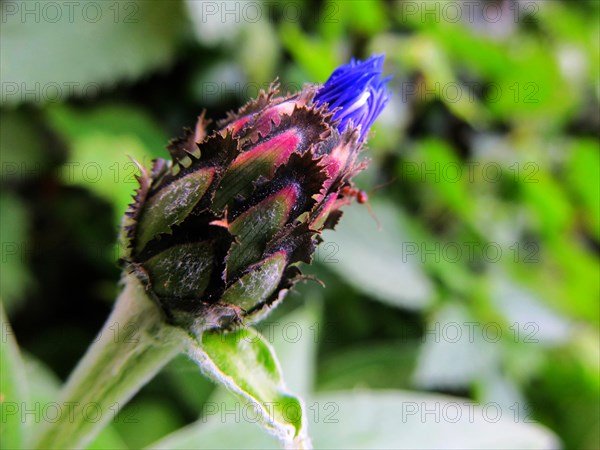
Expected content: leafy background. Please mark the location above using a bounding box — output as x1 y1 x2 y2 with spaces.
1 0 598 448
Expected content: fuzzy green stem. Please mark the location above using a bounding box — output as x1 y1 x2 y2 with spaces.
32 274 187 449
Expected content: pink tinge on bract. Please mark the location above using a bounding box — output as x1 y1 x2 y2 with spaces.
250 100 302 138
224 94 311 140
318 131 361 196
231 129 303 175
309 193 338 230
227 115 253 135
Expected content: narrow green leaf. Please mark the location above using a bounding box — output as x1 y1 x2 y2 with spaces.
0 303 29 449
187 327 310 448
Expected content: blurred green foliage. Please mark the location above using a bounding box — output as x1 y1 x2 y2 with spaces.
1 0 598 448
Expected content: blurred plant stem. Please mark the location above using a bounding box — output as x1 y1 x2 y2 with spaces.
32 274 187 449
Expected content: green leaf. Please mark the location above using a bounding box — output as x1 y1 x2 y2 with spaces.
237 21 280 83
279 23 339 82
398 35 489 126
412 303 502 389
409 139 474 220
0 0 186 106
406 12 575 125
340 0 390 37
0 194 32 314
0 303 29 449
148 398 279 449
519 170 574 239
317 343 419 391
491 274 572 347
149 390 560 449
321 199 434 310
46 104 168 223
311 391 559 449
163 355 216 413
112 398 184 449
22 355 129 450
23 356 59 407
566 139 600 239
187 327 310 448
266 300 321 399
0 111 50 183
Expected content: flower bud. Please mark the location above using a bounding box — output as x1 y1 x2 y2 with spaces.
121 55 390 332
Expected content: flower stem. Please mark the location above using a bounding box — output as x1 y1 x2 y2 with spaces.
32 274 187 449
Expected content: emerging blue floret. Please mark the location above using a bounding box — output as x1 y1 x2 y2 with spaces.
314 54 391 142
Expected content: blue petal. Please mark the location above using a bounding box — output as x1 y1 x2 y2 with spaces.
315 54 391 142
